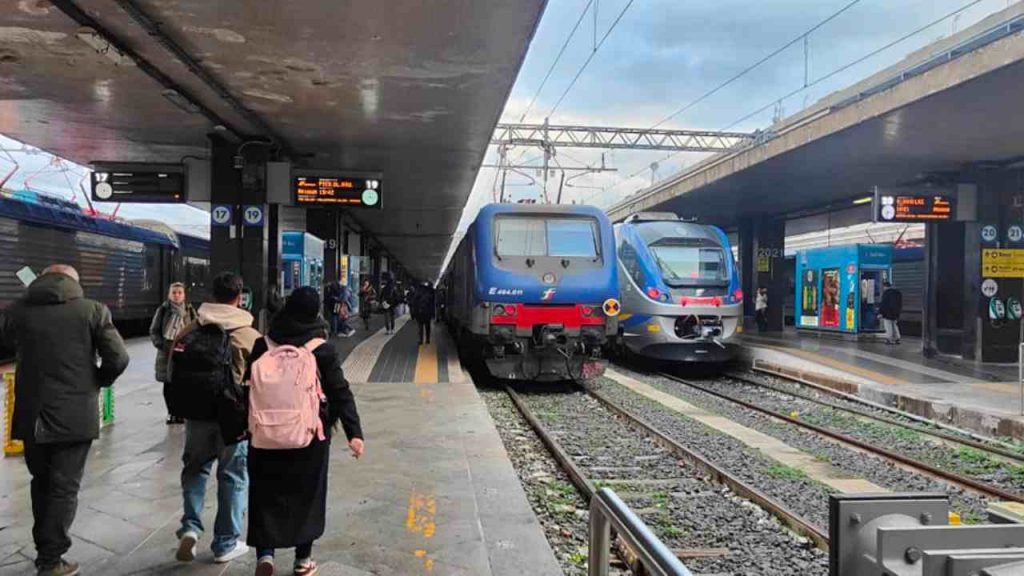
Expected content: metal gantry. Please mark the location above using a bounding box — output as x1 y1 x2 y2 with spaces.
492 123 754 152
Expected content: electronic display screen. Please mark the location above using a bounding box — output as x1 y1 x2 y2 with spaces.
875 193 954 222
91 162 186 203
294 173 382 208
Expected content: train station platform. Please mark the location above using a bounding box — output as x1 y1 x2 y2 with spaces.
738 330 1024 441
0 315 560 575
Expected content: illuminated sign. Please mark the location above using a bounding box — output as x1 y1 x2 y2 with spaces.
874 189 954 223
294 171 383 208
982 249 1024 278
90 162 186 203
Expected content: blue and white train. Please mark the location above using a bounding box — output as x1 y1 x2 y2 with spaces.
613 212 742 363
441 203 620 381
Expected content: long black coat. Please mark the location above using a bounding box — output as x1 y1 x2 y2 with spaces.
880 287 903 320
244 313 363 549
411 285 436 322
0 273 129 443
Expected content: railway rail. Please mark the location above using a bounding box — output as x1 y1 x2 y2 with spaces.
657 371 1024 505
503 382 830 575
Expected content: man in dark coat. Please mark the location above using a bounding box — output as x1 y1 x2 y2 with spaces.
879 281 903 345
0 264 130 576
244 287 363 575
411 282 436 345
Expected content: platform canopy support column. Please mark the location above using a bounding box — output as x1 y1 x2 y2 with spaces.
307 209 340 285
739 217 786 332
209 133 269 318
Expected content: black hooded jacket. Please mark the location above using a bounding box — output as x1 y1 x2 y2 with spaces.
0 273 130 443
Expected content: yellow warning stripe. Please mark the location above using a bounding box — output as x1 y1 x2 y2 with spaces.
414 341 439 384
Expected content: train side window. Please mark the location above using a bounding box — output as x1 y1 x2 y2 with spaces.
618 242 644 287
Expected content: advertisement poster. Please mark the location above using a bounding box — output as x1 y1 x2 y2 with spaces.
800 269 819 327
821 269 840 328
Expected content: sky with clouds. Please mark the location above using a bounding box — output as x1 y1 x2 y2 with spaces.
0 0 1015 243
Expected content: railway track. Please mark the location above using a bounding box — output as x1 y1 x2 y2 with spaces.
658 371 1024 506
503 383 829 575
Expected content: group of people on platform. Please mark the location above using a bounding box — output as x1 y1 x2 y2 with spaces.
0 265 370 576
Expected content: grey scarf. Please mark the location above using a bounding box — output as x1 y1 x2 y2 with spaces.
162 302 188 341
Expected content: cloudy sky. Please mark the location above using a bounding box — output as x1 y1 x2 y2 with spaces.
0 0 1015 241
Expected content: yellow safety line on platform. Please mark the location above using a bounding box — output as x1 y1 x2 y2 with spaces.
414 341 439 385
605 369 886 494
752 343 907 386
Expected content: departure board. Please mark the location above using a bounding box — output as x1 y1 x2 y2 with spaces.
294 173 383 208
91 162 187 203
875 191 954 222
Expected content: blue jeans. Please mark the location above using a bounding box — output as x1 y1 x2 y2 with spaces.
177 420 248 556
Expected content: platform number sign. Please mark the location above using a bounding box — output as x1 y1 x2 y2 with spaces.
242 205 264 227
981 225 998 244
1008 225 1023 244
211 204 233 227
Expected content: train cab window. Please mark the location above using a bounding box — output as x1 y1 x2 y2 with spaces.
648 242 728 286
495 217 599 258
618 241 644 287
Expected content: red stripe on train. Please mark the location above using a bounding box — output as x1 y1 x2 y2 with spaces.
490 304 605 329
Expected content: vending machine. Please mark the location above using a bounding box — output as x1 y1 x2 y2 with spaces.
281 231 325 296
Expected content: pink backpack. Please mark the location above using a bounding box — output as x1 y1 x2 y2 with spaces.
249 337 326 450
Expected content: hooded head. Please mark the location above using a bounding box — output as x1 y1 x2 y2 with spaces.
26 266 84 305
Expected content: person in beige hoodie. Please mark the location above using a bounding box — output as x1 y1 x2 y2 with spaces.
170 272 261 565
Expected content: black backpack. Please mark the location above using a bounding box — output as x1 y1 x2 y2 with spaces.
167 324 235 422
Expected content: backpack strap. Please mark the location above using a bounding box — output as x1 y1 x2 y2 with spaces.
303 337 326 352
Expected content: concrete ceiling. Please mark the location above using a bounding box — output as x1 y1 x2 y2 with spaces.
608 4 1024 231
0 0 547 279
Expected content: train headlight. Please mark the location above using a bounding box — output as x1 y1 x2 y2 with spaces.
646 287 661 300
581 305 594 317
732 289 743 304
494 304 506 316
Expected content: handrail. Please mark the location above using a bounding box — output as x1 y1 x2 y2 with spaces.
588 487 693 576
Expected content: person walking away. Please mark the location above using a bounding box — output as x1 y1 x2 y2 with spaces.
245 287 364 576
358 279 376 331
412 282 436 345
0 264 129 576
167 272 261 564
379 273 399 335
879 281 903 345
337 283 356 337
322 282 339 337
151 282 197 424
754 287 768 332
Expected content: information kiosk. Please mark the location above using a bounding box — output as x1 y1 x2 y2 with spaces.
795 244 893 335
281 231 325 296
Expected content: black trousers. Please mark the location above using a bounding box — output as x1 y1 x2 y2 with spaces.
23 438 92 568
384 308 395 331
418 320 431 344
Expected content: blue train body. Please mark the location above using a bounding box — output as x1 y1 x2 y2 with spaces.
442 203 620 381
614 213 742 362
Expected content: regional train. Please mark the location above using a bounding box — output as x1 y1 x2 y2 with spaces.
0 190 211 343
613 212 742 362
441 203 620 381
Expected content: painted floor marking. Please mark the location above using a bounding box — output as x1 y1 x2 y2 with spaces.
605 369 886 493
343 315 411 383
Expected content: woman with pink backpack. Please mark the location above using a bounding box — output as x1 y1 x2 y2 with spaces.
243 287 364 576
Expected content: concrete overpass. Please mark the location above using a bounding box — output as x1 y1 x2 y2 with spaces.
0 0 547 282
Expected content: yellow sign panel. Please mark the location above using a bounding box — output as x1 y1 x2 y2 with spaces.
757 255 771 273
982 249 1024 278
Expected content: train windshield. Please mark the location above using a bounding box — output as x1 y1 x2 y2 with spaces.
496 217 599 258
637 221 728 287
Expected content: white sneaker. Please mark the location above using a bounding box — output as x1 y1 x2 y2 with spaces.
213 541 249 563
175 531 198 562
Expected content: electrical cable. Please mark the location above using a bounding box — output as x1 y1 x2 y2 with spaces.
547 0 637 119
519 0 595 123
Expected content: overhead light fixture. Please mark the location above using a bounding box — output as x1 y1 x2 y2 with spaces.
161 89 200 114
75 27 135 67
852 196 873 205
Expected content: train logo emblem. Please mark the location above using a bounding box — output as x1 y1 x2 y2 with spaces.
540 288 556 301
603 298 621 317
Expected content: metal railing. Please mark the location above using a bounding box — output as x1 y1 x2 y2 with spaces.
588 487 693 576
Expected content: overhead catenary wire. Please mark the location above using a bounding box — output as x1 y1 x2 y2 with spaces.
547 0 637 119
518 0 596 123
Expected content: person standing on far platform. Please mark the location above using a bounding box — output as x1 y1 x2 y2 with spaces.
244 287 363 576
168 272 261 565
412 282 436 345
880 280 903 345
0 264 130 576
379 272 399 335
358 279 376 331
151 282 197 425
755 286 769 332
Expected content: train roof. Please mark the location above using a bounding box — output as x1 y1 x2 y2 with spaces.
0 192 178 248
475 202 610 221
